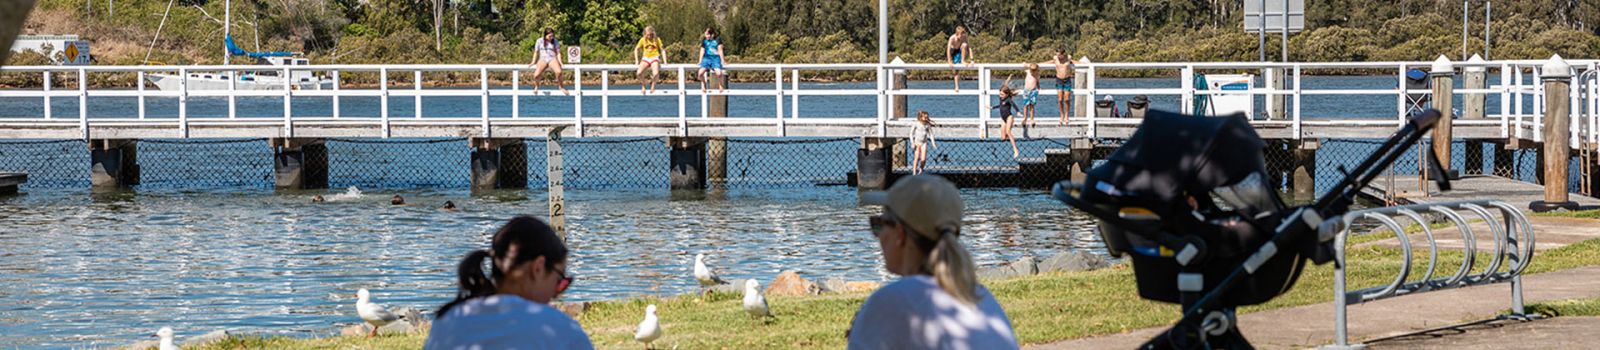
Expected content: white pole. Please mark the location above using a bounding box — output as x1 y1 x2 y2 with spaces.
224 0 230 65
878 0 887 64
1485 1 1492 59
1281 0 1288 62
1258 0 1266 62
1462 0 1469 60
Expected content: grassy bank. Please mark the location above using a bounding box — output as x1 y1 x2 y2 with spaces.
184 227 1600 350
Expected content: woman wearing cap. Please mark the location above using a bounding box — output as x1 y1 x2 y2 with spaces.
424 216 592 349
851 174 1019 350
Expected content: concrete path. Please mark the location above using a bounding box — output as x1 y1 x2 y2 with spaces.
1025 266 1600 350
1364 316 1600 349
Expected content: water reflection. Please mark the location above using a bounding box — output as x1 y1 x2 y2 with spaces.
0 186 1100 347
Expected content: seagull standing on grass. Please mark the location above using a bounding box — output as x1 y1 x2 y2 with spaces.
693 253 726 296
152 327 179 350
356 288 400 337
634 304 663 349
743 279 773 321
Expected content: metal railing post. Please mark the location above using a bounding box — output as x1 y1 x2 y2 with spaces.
228 67 236 119
331 70 341 119
775 66 784 120
42 71 51 120
1397 64 1407 122
1181 66 1195 114
1501 64 1511 138
179 68 188 138
876 66 886 137
512 69 519 118
678 67 687 136
380 68 390 138
573 67 584 137
137 71 146 120
415 70 423 119
1293 65 1303 139
77 68 87 139
979 67 989 138
481 67 490 137
283 66 292 138
601 70 610 119
1087 64 1098 138
791 69 799 120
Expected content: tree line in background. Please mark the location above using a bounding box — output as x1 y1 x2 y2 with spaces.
15 0 1600 77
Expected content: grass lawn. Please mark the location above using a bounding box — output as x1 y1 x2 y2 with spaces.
186 210 1600 349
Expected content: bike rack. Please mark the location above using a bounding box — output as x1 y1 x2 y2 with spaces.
1320 200 1536 350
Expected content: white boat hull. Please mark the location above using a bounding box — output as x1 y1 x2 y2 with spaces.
147 73 333 91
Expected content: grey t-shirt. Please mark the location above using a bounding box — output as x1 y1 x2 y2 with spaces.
424 294 595 350
846 275 1019 350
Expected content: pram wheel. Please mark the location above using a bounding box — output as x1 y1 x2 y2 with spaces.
1141 309 1255 350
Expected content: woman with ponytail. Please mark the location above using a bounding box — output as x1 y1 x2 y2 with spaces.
424 216 594 350
850 175 1019 350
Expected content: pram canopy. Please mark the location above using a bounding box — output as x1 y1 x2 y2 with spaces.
1088 110 1266 210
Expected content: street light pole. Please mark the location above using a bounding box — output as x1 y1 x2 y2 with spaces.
224 0 230 65
879 0 887 64
1462 0 1468 60
1485 1 1491 59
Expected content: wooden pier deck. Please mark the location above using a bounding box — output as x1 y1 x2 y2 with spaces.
1360 174 1600 209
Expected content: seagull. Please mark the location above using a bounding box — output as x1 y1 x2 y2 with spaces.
152 327 178 350
356 288 400 337
743 279 772 321
634 304 662 349
693 253 726 296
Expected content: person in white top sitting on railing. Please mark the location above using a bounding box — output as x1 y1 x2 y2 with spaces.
528 28 570 95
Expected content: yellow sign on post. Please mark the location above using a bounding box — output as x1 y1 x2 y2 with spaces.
62 41 90 65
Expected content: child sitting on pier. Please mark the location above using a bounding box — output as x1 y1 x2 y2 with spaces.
911 111 938 175
990 78 1022 159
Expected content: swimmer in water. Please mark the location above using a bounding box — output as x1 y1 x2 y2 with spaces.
312 195 325 203
391 195 405 205
442 201 459 212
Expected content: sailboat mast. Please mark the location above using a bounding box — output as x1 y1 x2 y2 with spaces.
224 0 230 65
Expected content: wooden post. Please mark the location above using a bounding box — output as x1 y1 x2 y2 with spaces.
1531 55 1577 212
707 75 728 184
1463 54 1487 175
1428 55 1458 180
1074 57 1091 120
89 139 139 189
1266 68 1285 120
1292 139 1320 202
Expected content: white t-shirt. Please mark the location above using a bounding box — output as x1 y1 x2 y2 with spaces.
846 275 1019 350
424 294 595 350
535 39 560 61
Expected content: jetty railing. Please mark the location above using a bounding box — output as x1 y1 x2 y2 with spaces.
1320 200 1535 349
0 60 1595 145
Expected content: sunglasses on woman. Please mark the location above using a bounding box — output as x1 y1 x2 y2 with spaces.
555 267 574 296
868 214 898 237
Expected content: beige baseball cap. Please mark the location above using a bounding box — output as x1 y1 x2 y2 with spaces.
862 174 964 238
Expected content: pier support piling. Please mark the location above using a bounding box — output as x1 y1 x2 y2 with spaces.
857 137 896 190
89 139 139 188
271 138 328 190
1427 56 1459 180
669 137 710 190
1069 138 1094 183
469 138 528 190
1531 55 1577 212
708 76 728 184
1292 140 1320 202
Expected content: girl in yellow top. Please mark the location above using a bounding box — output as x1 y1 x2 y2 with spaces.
634 26 666 94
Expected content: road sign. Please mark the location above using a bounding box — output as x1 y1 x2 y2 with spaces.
63 41 91 65
1243 0 1304 33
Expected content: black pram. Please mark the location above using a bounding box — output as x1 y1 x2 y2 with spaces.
1053 108 1451 349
